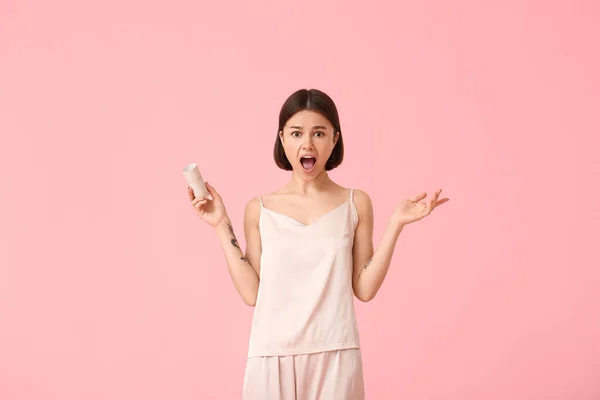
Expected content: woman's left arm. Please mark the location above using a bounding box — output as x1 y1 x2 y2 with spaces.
351 189 448 302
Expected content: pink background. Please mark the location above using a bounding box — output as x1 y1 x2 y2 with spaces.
1 0 599 399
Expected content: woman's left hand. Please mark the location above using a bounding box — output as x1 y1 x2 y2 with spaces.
392 189 449 226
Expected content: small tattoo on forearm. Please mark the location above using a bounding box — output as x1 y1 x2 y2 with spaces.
364 257 373 269
228 223 241 250
227 223 247 262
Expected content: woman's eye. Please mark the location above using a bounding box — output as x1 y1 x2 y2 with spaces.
315 131 324 138
292 131 301 138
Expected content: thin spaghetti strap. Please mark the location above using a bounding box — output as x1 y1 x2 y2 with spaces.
349 188 359 226
258 195 264 208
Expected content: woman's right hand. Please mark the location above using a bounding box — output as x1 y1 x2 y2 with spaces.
188 182 228 228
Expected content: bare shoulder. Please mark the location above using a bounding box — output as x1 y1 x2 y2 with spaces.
352 189 374 221
244 196 262 224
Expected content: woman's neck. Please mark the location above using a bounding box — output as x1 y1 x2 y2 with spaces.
285 170 335 196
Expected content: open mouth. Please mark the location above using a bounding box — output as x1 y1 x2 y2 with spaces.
300 156 317 172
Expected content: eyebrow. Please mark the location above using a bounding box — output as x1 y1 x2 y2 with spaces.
288 125 329 130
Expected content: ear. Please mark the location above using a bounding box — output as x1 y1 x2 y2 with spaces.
334 131 340 145
279 130 284 144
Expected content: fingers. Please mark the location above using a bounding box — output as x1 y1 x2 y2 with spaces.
188 186 207 208
403 188 447 219
192 197 208 212
205 182 220 199
411 189 445 213
430 190 450 212
192 196 208 205
435 198 450 207
430 189 441 210
410 192 427 202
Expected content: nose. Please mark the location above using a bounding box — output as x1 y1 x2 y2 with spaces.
301 134 314 149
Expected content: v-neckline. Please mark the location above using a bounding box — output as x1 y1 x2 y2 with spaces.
261 200 350 227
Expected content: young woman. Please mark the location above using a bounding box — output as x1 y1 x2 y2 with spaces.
188 88 449 399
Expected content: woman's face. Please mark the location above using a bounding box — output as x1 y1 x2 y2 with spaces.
279 110 339 177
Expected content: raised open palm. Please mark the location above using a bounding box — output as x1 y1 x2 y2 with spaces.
393 189 449 225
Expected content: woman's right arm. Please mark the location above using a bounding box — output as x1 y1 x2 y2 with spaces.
189 183 262 306
214 197 262 306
